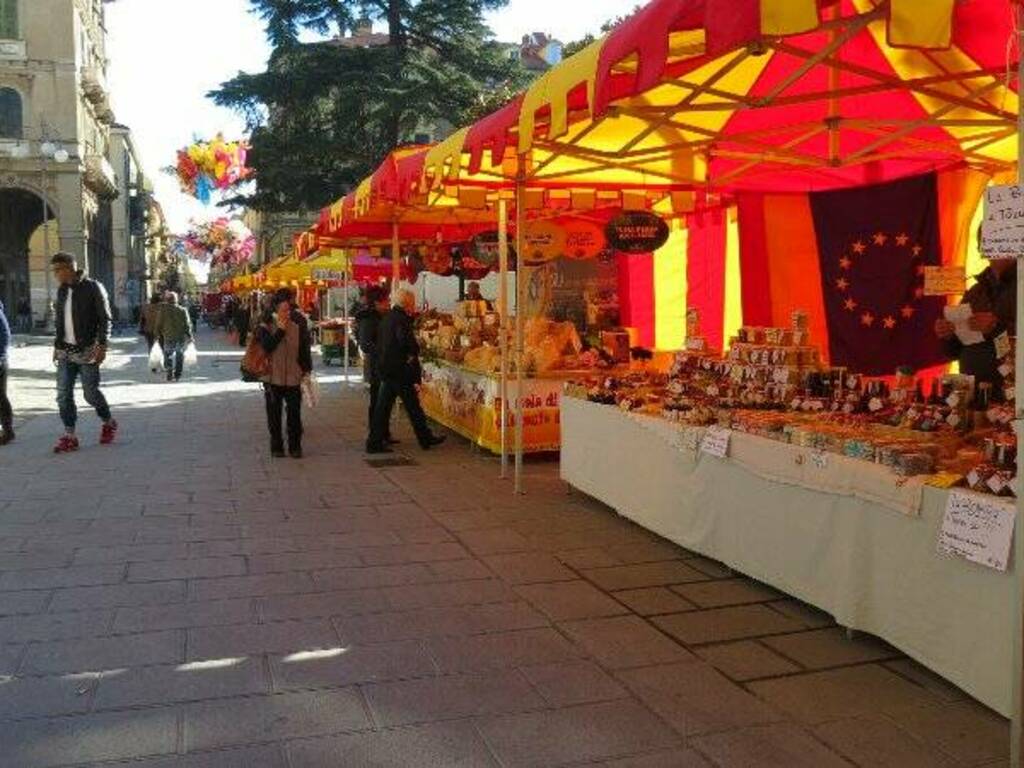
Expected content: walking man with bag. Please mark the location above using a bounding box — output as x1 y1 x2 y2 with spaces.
50 253 117 454
366 290 445 454
155 292 193 382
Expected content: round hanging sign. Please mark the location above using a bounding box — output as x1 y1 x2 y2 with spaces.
522 221 566 265
562 220 606 260
605 211 670 253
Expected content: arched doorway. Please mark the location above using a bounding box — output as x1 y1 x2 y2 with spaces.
0 187 54 318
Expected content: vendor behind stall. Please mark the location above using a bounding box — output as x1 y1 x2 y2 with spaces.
935 241 1016 394
461 281 493 314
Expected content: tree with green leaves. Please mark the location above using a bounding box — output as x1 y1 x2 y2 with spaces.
211 0 527 213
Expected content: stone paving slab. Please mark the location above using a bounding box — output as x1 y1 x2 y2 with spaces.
0 330 1008 766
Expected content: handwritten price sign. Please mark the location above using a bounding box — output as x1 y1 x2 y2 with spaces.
981 185 1024 259
700 427 731 459
937 490 1016 572
923 266 967 296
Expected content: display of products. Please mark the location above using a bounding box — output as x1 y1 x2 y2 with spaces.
417 310 614 375
569 309 1018 497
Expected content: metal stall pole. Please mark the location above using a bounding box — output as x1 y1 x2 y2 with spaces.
343 268 351 382
498 198 510 478
514 177 526 494
391 220 401 302
1013 7 1024 766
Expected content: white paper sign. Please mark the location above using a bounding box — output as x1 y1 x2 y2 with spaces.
944 304 984 346
982 184 1024 259
937 490 1016 572
700 427 731 459
923 266 967 296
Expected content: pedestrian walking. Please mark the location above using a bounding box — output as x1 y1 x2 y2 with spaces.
155 292 193 382
139 294 163 350
50 252 117 454
0 299 13 445
234 298 251 347
355 286 395 444
256 288 313 459
16 297 32 333
366 290 445 454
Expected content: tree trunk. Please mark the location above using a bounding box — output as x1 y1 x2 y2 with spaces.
384 0 405 149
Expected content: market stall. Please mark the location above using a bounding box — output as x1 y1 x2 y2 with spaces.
304 0 1023 727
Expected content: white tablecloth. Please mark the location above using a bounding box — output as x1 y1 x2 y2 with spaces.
561 397 1014 716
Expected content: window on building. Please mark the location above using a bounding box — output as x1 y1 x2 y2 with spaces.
0 88 22 139
0 0 17 40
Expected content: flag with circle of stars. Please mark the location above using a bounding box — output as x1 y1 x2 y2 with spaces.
809 173 946 375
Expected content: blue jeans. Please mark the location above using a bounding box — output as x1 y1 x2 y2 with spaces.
57 358 111 431
164 341 184 380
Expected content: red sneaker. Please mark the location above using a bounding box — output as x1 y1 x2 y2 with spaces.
53 435 80 454
100 420 118 445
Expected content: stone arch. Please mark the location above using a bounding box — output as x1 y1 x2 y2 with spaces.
0 185 56 318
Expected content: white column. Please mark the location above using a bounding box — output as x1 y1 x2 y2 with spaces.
1013 8 1024 766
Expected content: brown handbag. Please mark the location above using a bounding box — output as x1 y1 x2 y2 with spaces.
240 333 272 382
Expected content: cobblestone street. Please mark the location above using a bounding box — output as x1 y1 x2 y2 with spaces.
0 329 1011 767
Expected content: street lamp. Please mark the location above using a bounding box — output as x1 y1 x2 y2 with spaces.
39 121 69 329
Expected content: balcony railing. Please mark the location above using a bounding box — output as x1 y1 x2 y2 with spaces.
81 66 109 104
84 154 119 199
0 138 30 158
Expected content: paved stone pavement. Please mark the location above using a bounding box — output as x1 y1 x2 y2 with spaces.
0 329 1011 767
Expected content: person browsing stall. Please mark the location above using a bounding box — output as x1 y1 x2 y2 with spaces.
366 290 446 454
934 246 1016 394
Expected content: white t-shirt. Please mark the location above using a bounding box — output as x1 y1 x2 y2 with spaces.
63 287 76 345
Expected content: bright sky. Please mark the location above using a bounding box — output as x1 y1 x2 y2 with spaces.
105 0 630 235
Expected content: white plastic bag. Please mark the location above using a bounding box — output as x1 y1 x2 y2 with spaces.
148 342 164 373
183 342 198 369
301 374 321 409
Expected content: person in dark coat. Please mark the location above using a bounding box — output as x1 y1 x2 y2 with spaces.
366 290 445 454
234 299 251 347
0 299 13 445
935 254 1016 397
355 286 395 444
256 288 313 459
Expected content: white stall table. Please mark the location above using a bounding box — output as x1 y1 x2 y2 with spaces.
561 396 1014 716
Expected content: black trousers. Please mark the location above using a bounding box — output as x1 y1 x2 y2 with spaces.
368 380 432 448
367 378 393 439
0 361 11 432
264 384 302 451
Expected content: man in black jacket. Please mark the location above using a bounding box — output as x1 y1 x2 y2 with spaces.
51 253 117 453
935 256 1016 398
355 286 395 443
366 290 445 454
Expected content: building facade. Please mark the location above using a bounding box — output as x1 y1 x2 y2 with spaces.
109 123 158 321
0 0 119 327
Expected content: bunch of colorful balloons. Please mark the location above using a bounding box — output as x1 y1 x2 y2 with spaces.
177 218 256 268
173 135 253 204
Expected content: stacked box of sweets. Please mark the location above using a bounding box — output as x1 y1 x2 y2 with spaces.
960 337 1017 497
